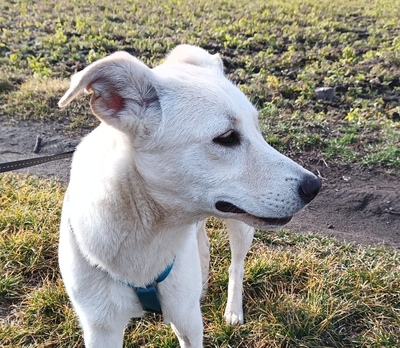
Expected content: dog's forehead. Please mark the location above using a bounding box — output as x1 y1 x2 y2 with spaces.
154 64 258 127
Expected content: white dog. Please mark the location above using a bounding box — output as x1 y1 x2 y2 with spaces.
58 45 321 348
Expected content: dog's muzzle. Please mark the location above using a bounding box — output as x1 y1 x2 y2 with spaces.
214 174 321 228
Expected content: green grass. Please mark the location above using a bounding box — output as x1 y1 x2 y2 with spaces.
1 173 399 347
1 0 399 167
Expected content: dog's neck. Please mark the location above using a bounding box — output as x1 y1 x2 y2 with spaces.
66 124 197 285
71 124 167 230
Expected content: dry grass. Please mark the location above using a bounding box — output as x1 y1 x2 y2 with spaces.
1 173 399 347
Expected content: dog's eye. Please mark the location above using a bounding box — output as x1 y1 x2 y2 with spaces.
213 130 240 147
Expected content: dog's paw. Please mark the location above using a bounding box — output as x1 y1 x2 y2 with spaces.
200 293 206 302
224 308 244 325
200 282 208 302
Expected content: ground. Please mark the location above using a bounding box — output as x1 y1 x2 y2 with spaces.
1 119 399 250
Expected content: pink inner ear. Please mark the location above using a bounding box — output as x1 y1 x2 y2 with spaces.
108 93 125 112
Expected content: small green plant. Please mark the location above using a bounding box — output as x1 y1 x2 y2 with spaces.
27 56 52 77
341 46 357 62
345 108 362 121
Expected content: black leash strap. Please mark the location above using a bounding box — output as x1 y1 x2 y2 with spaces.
0 151 75 173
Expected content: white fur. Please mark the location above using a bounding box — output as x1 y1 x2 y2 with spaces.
58 45 319 347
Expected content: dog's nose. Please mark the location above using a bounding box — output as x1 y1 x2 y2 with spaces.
299 175 321 204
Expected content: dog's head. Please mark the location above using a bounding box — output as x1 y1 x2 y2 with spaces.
59 45 321 229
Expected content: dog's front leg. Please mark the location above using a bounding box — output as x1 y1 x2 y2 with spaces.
196 220 210 297
61 258 138 348
79 312 130 348
59 218 140 348
160 230 204 347
169 305 203 348
224 219 254 325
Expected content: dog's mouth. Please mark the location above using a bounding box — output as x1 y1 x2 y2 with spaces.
215 201 292 227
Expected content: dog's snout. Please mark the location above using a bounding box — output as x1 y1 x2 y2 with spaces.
299 175 321 204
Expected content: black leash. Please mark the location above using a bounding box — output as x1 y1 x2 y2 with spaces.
0 151 75 173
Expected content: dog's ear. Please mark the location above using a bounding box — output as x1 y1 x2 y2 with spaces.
58 52 160 131
164 44 224 75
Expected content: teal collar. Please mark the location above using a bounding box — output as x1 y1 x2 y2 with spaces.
129 257 175 314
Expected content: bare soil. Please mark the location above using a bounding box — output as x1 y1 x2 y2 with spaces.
1 120 399 249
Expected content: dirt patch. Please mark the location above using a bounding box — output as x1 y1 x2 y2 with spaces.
288 165 400 249
0 120 83 183
1 120 399 249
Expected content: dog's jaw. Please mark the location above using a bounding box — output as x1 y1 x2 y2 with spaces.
215 201 292 229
